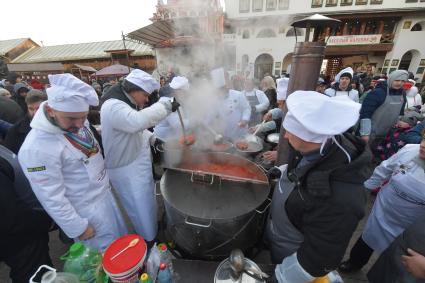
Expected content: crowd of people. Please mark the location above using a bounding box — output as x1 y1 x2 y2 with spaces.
0 64 424 283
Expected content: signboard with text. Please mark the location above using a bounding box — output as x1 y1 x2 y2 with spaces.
327 34 382 46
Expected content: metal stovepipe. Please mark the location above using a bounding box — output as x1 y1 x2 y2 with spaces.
276 41 326 165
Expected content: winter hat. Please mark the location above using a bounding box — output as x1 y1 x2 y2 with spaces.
388 70 409 87
335 67 353 82
13 82 29 94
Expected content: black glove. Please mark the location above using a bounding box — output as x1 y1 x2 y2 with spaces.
171 97 180 112
153 137 165 152
267 166 282 180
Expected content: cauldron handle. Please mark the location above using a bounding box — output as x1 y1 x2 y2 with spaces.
190 172 215 185
184 217 212 228
255 198 272 214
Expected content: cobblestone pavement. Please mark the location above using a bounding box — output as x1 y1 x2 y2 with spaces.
0 187 376 282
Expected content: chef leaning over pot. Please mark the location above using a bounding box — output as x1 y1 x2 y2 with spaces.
265 91 373 283
100 69 180 244
19 74 127 251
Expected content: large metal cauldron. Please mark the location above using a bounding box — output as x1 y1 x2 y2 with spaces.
160 152 270 260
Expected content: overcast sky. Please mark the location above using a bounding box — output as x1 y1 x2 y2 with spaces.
1 0 225 46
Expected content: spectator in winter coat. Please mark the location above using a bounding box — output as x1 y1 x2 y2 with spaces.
324 67 359 102
12 83 30 114
0 96 24 124
0 87 11 98
404 80 422 110
400 120 425 144
367 214 425 282
4 90 46 154
0 155 53 283
261 76 277 110
359 70 409 146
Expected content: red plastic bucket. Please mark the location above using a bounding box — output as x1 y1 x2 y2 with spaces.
102 235 147 283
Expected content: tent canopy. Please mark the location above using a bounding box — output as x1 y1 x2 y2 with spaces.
126 21 174 47
92 64 133 77
74 64 97 73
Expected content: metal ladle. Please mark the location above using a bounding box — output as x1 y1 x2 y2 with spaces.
229 249 270 282
204 123 224 144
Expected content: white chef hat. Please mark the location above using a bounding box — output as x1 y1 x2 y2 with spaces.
283 90 361 143
125 69 160 94
276 77 289 101
334 67 353 82
47 74 98 112
210 68 226 88
170 76 189 90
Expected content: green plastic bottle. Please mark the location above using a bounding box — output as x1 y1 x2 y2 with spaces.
61 242 102 283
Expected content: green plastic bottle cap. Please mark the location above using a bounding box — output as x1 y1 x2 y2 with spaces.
69 242 85 257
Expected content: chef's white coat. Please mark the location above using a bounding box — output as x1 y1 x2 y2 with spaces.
18 102 127 250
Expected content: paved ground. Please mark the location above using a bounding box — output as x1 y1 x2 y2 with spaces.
0 184 376 282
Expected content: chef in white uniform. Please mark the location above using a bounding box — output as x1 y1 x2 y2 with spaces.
209 68 251 141
100 69 177 243
154 76 190 141
242 78 269 125
19 74 127 251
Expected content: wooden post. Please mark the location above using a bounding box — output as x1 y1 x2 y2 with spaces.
378 20 385 34
360 21 367 35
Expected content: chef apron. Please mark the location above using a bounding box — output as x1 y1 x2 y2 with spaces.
76 151 128 250
266 169 304 263
218 96 248 141
362 157 425 253
370 91 404 145
107 131 157 241
245 91 261 126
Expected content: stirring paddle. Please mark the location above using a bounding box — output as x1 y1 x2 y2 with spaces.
110 238 139 260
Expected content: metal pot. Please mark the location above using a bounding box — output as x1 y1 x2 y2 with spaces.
235 136 264 157
215 257 266 283
266 133 279 144
160 152 270 259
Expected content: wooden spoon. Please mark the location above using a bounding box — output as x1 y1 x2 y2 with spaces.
110 238 139 260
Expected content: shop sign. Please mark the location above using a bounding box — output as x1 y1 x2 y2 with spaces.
327 34 382 46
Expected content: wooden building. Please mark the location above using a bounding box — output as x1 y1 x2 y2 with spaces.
11 40 155 82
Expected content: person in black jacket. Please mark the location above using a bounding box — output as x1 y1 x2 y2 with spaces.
265 91 372 283
0 156 53 283
4 90 46 154
0 96 24 124
12 83 29 114
367 214 425 282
